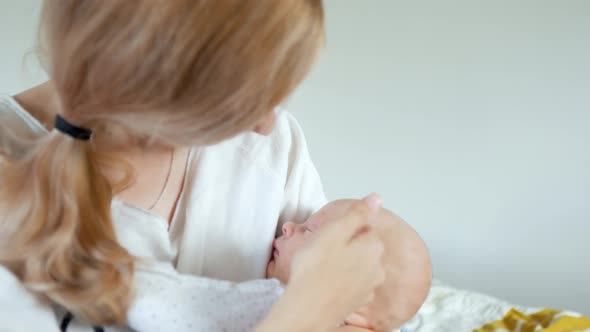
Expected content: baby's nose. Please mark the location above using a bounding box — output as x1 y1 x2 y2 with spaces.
282 222 296 238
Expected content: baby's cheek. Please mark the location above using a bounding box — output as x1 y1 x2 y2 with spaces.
280 250 296 273
279 245 301 278
273 256 292 284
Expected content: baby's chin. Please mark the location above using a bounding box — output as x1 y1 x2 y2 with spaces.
266 259 276 279
266 259 290 285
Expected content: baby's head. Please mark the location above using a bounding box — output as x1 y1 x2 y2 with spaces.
267 199 432 331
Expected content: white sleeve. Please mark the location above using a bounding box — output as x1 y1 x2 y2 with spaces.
278 113 328 226
0 265 60 332
128 262 284 332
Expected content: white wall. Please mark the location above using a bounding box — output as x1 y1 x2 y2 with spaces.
0 1 46 93
290 0 590 314
1 0 589 314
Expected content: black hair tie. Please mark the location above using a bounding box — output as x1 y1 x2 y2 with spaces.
60 311 105 332
60 311 73 332
55 115 93 141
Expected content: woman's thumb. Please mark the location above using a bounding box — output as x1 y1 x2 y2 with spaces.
328 194 383 242
362 193 383 212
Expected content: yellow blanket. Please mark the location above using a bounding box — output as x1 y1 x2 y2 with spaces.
474 308 590 332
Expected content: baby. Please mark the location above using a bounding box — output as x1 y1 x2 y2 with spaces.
267 199 432 331
128 199 431 332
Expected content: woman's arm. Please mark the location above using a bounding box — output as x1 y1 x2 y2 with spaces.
253 285 320 332
256 290 374 332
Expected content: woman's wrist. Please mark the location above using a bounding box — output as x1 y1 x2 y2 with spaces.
255 284 326 332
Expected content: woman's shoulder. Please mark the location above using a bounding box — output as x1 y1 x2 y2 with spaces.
270 111 308 151
0 94 49 158
203 111 310 173
0 94 48 137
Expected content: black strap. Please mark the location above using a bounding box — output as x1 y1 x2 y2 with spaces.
60 311 105 332
60 312 73 332
54 115 93 140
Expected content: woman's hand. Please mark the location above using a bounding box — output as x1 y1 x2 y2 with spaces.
281 195 385 330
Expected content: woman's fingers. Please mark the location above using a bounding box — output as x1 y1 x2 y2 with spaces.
323 198 381 244
285 194 386 328
349 231 385 299
375 264 386 285
349 228 384 259
362 192 383 210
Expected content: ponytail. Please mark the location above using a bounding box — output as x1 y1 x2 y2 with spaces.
0 0 327 323
0 129 135 325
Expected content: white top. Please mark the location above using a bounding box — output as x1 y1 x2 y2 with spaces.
0 95 327 332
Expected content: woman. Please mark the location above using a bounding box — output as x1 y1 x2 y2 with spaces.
0 1 385 331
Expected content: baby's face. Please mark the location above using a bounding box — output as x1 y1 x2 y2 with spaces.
266 218 317 283
266 202 348 283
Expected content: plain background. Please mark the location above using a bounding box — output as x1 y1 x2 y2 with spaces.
1 1 589 314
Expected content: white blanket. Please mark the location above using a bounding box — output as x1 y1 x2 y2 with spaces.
402 280 586 332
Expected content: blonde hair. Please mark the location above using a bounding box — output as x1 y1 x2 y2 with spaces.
0 0 324 325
